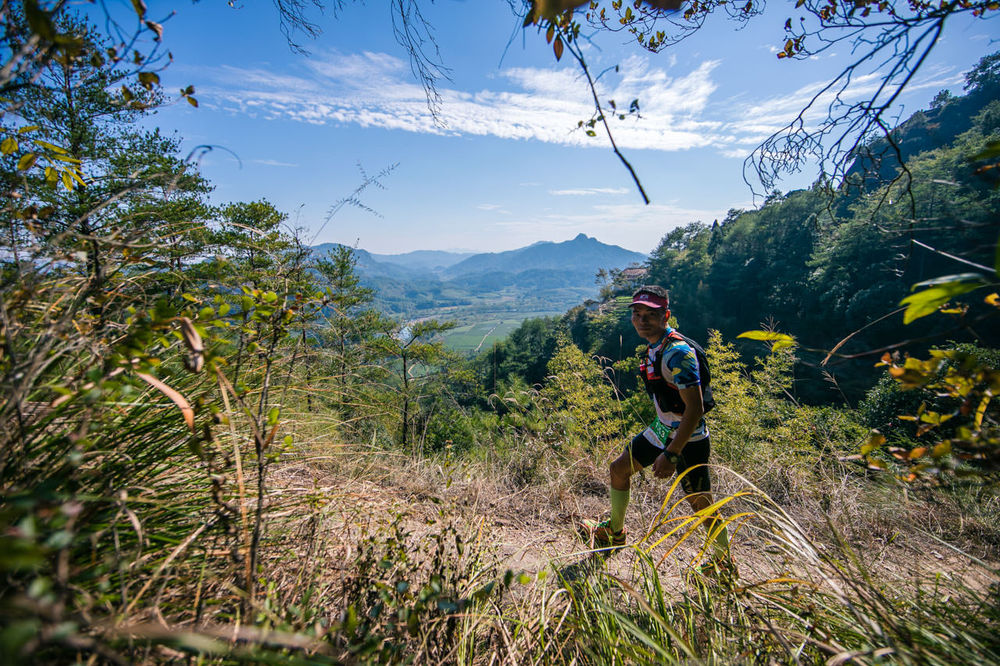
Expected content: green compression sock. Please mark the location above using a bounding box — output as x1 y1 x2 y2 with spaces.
610 488 630 533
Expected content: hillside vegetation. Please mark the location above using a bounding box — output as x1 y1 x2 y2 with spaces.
1 8 999 666
490 58 1000 405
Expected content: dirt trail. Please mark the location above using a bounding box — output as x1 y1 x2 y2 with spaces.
278 459 998 599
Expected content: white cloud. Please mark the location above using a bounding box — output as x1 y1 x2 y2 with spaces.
713 64 963 155
196 49 722 152
252 158 298 167
195 48 959 159
476 203 510 213
549 187 629 196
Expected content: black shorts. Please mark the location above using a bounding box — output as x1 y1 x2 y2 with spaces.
624 433 712 494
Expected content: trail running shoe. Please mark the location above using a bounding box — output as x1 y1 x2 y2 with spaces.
582 518 626 548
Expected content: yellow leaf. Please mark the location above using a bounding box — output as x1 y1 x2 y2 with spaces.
35 139 67 154
61 170 73 190
986 293 999 307
932 441 952 457
909 447 927 459
17 152 37 171
137 71 160 89
974 394 991 428
1 137 17 155
136 372 195 433
737 330 796 350
861 430 885 455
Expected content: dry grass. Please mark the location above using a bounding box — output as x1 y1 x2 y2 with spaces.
237 419 1000 664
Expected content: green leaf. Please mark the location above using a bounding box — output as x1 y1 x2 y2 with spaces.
137 71 160 89
911 272 987 288
737 330 796 350
267 407 280 426
900 274 987 324
34 140 67 154
23 0 56 42
970 140 1000 162
17 153 37 171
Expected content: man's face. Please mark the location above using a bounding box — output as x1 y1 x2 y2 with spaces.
631 303 668 343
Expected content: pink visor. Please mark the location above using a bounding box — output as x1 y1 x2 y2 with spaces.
630 291 669 309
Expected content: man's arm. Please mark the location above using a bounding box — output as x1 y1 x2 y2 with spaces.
652 385 704 478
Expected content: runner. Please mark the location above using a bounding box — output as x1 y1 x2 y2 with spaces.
584 285 733 574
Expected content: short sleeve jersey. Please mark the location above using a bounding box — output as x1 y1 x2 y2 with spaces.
646 327 709 442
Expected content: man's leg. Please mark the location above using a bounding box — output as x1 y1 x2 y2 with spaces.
590 433 659 546
677 438 731 560
686 491 731 558
608 447 644 533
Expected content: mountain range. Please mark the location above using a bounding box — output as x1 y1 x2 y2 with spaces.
312 233 646 318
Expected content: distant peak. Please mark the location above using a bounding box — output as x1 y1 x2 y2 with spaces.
573 233 590 241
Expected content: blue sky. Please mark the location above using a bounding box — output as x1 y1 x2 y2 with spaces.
142 1 997 254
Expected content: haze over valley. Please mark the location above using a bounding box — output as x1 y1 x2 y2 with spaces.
314 233 646 350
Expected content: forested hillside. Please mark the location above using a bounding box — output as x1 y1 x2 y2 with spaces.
489 61 1000 403
1 3 998 665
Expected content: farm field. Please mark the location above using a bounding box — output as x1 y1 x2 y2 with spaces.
441 312 559 352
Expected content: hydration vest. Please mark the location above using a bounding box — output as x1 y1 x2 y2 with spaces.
638 331 715 415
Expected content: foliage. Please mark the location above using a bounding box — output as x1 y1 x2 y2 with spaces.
540 337 630 445
333 512 499 663
514 499 1000 665
491 72 1000 405
705 330 867 502
367 318 457 453
2 2 999 664
862 343 1000 482
475 315 563 392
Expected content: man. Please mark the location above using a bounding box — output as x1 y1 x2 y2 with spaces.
584 285 732 572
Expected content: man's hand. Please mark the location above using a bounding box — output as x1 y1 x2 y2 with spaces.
652 453 676 479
